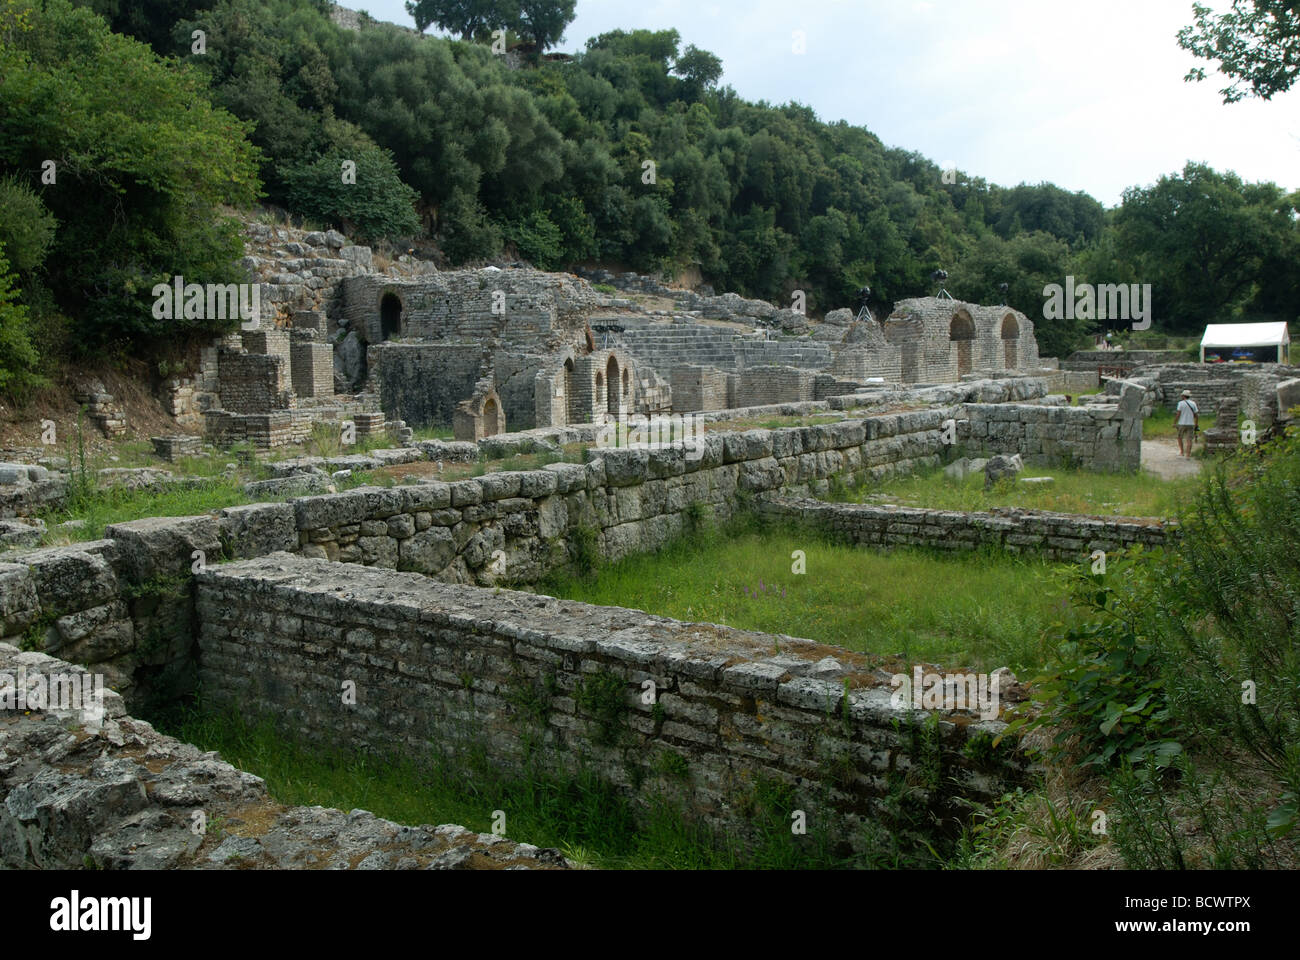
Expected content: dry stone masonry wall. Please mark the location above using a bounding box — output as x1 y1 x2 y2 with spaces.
195 554 1031 856
0 642 568 870
762 498 1171 562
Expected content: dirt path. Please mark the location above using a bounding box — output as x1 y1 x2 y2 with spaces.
1142 438 1203 480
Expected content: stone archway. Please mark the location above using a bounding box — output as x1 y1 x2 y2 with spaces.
380 293 402 341
563 358 576 425
950 309 976 377
606 356 620 416
482 397 502 437
1001 314 1018 368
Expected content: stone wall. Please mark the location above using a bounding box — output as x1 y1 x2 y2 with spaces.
203 409 314 448
339 271 600 351
0 642 567 870
290 340 335 398
0 465 66 519
761 498 1171 562
371 342 482 428
0 515 217 711
734 365 816 406
960 391 1142 472
215 350 292 414
885 298 1040 383
1037 368 1102 396
0 385 1144 708
1158 380 1238 417
194 554 1030 856
670 364 730 412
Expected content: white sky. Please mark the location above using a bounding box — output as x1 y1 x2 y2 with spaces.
352 0 1300 207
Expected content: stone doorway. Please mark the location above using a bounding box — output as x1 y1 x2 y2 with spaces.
380 293 402 341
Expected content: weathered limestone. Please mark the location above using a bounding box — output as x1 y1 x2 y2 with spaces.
761 498 1172 561
453 381 506 441
195 554 1031 856
0 643 568 870
0 464 67 519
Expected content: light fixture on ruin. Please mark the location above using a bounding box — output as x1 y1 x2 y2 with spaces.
855 285 875 324
932 270 953 301
591 323 624 349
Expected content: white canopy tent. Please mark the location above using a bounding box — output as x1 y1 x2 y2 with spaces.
1200 322 1291 364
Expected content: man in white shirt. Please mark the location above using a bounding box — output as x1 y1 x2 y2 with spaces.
1176 390 1199 457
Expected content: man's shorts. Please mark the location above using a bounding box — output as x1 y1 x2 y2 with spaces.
1178 425 1195 441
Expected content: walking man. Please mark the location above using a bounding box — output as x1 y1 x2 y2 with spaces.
1176 390 1199 458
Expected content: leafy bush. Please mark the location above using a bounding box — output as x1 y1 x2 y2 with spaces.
0 244 45 400
502 209 565 270
280 126 421 241
0 175 56 275
1009 432 1300 864
1007 559 1182 771
0 0 261 350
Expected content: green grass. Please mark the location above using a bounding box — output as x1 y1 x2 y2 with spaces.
535 519 1077 675
1143 407 1219 440
37 468 388 545
411 424 455 442
155 704 847 870
855 464 1195 518
38 478 254 543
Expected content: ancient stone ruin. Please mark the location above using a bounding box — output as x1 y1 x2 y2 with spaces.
3 216 1235 871
157 219 1056 456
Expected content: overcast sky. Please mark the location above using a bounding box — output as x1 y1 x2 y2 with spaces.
351 0 1299 207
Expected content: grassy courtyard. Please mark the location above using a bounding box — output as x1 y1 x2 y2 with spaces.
845 463 1196 518
536 517 1080 675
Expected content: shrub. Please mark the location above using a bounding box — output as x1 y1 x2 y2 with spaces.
280 129 421 242
0 244 45 400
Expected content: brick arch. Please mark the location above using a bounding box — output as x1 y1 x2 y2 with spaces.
950 309 976 377
563 357 576 425
606 355 620 416
1001 313 1019 368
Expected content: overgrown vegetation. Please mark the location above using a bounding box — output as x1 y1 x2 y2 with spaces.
989 430 1300 869
3 0 1292 397
154 700 852 869
0 0 260 363
849 461 1199 517
537 513 1079 674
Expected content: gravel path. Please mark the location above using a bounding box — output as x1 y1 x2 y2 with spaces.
1142 438 1203 480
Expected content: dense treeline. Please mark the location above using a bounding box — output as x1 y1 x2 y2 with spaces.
0 0 1297 396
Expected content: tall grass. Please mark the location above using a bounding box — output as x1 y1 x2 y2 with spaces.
536 516 1077 674
856 464 1196 518
155 702 848 870
1007 433 1300 869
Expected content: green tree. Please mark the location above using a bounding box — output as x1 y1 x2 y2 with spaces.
70 0 210 55
0 243 45 400
948 231 1085 357
0 0 262 348
280 127 422 241
502 209 563 268
406 0 518 40
0 176 56 276
1178 0 1300 102
672 44 723 98
516 0 575 53
1113 163 1292 331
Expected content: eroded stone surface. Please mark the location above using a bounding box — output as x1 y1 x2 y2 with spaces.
0 643 569 871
